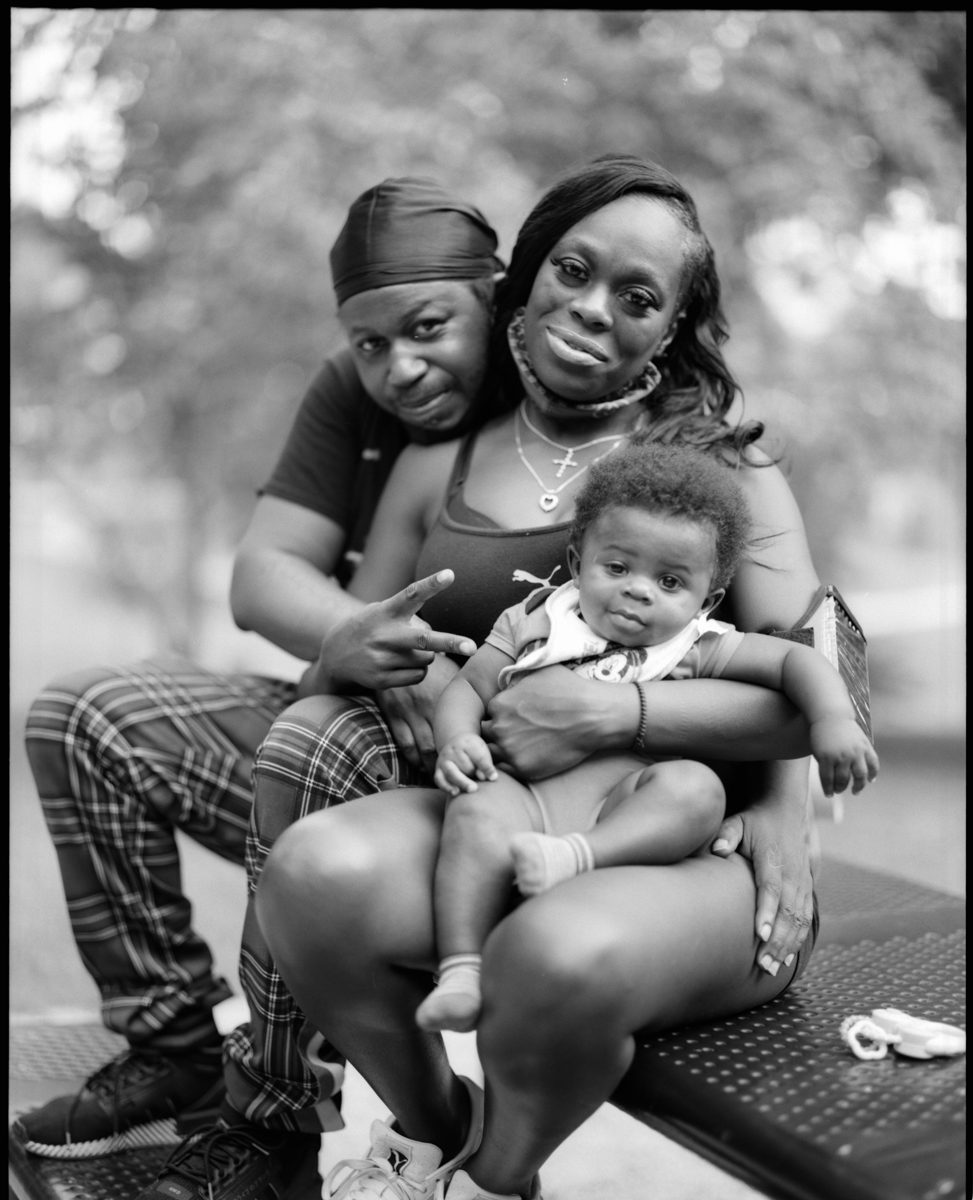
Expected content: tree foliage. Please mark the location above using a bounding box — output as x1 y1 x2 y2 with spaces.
11 8 966 652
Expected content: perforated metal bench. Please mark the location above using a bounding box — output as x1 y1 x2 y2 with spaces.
9 859 965 1200
612 858 966 1200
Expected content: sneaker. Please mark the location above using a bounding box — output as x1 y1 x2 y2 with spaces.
439 1169 543 1200
133 1120 322 1200
324 1076 483 1199
11 1043 224 1159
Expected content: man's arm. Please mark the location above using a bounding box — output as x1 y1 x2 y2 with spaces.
231 495 368 662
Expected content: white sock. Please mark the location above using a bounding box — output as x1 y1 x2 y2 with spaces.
511 831 595 895
415 954 482 1033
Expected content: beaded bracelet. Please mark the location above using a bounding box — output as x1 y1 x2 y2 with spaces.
632 682 649 755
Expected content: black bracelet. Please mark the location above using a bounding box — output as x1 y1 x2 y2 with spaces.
632 682 649 754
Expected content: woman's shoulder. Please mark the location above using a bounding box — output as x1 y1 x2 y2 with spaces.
734 444 793 498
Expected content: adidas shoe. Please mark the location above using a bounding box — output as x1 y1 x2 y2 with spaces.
324 1075 483 1199
133 1120 322 1200
11 1043 224 1159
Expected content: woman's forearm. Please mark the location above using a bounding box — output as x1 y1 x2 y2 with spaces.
483 669 811 781
639 678 811 761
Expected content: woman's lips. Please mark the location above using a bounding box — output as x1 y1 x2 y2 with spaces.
545 325 609 366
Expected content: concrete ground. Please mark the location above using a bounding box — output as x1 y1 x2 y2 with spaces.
8 548 964 1198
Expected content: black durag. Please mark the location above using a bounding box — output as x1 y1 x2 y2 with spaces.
329 177 502 305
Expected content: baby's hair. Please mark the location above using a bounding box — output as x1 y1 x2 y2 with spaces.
570 433 752 589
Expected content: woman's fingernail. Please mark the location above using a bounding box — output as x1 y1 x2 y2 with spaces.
712 839 729 852
784 953 795 967
760 923 772 942
759 955 780 976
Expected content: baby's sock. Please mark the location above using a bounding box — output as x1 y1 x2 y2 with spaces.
415 954 482 1033
511 831 595 896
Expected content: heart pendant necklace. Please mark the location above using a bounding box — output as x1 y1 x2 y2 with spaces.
514 406 623 512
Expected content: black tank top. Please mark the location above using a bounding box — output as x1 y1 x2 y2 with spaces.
415 433 572 647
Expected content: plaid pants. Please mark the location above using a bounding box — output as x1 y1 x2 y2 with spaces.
24 656 295 1045
25 657 421 1130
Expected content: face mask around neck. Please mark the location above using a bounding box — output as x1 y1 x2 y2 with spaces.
506 308 662 420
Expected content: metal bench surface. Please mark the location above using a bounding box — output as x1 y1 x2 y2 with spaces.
9 859 966 1200
612 858 966 1200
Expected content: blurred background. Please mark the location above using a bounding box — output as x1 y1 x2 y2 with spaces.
11 10 965 1022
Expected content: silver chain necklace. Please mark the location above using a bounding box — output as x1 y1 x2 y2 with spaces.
514 406 623 512
519 401 627 478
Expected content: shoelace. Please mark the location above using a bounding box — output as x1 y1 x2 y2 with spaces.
158 1125 272 1200
325 1154 428 1200
65 1049 169 1141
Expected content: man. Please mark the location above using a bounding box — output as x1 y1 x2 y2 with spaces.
14 177 503 1199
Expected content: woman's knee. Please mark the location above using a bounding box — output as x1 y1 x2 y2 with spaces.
257 810 375 950
258 793 444 969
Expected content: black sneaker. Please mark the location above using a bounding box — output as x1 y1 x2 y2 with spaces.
11 1043 224 1159
133 1121 322 1200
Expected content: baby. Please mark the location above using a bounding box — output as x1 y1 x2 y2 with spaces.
417 437 878 1033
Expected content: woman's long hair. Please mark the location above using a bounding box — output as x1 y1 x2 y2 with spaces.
484 154 764 462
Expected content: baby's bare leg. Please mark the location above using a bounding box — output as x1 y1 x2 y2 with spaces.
586 758 726 865
416 775 539 1033
513 760 725 895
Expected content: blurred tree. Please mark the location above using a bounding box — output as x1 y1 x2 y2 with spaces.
11 8 965 652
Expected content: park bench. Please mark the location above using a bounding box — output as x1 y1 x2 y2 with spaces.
9 857 965 1200
612 857 966 1200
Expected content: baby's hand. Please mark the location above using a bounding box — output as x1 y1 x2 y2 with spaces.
434 734 498 797
810 715 880 796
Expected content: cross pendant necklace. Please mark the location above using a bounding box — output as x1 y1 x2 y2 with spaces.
520 402 626 482
514 406 623 512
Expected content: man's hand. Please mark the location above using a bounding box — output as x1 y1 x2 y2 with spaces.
374 654 461 772
312 570 476 695
710 793 815 976
434 733 498 796
482 666 630 780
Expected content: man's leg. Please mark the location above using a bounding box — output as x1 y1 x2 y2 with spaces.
14 655 294 1158
139 694 425 1200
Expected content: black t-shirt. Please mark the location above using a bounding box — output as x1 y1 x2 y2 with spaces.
259 348 409 587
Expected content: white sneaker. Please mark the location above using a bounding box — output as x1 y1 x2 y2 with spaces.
439 1168 543 1200
324 1076 484 1199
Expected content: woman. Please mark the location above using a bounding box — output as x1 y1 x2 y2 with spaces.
254 154 827 1200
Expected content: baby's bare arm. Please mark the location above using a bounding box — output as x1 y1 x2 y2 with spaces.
434 643 515 795
724 634 879 794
